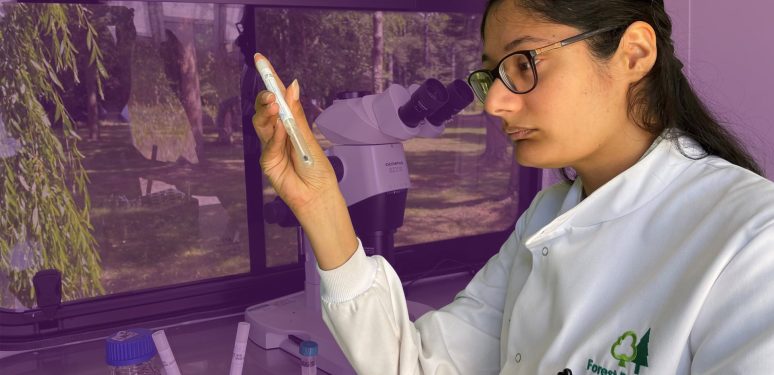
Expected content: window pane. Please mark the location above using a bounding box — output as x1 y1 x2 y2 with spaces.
0 1 250 310
0 3 520 310
400 113 519 246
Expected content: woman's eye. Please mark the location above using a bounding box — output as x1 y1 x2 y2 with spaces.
518 59 540 71
526 59 542 72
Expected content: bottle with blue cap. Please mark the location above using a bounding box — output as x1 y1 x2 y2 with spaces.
299 340 318 375
105 328 161 375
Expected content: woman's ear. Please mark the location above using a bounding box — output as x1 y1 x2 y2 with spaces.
615 21 658 82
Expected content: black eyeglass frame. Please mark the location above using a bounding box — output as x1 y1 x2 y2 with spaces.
468 26 620 101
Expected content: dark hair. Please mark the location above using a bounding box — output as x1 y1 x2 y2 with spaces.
482 0 764 181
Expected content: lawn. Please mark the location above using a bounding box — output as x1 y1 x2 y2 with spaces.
72 111 519 298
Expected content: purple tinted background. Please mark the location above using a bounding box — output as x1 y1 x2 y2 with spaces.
1 1 772 373
544 0 773 188
686 0 774 179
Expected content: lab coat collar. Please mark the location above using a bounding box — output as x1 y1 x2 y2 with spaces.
556 129 704 229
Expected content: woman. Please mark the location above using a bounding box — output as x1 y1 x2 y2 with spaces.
251 0 774 373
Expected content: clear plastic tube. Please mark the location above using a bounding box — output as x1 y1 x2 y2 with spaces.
254 55 314 167
299 341 318 375
151 330 182 375
229 322 250 375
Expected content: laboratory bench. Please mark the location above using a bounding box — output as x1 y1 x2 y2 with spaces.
0 271 474 375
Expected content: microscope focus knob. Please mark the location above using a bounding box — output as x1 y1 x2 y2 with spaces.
263 196 300 227
328 155 344 182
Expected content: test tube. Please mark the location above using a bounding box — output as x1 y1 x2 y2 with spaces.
152 329 182 375
229 322 251 375
253 54 314 167
300 340 318 375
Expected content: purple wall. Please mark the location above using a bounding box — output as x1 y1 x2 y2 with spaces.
682 0 774 179
543 0 773 189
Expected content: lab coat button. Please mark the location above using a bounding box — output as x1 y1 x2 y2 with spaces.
515 353 522 363
542 247 549 256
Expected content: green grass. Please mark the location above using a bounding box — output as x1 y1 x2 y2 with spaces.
67 111 519 298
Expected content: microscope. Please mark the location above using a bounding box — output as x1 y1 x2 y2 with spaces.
245 78 474 374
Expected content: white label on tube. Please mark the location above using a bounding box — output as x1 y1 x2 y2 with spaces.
152 330 182 375
233 342 246 360
157 348 182 375
229 342 247 375
255 60 293 122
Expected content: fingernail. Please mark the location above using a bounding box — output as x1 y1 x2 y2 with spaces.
290 79 300 101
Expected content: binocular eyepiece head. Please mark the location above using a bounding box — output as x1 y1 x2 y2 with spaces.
398 78 474 128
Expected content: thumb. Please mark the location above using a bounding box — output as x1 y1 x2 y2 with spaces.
286 79 320 151
287 79 303 119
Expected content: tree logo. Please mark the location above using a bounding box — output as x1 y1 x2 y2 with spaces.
610 329 650 374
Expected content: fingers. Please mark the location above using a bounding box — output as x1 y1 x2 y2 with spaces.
252 53 289 148
252 90 279 147
251 54 320 163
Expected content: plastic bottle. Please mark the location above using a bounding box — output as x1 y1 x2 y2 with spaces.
105 328 162 375
299 340 318 375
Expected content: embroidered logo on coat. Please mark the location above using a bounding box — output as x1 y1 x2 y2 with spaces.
610 329 650 374
585 328 650 375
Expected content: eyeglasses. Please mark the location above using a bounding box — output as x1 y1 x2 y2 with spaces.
467 26 619 102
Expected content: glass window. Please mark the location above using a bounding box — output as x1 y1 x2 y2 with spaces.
0 1 250 310
0 2 518 311
253 8 519 263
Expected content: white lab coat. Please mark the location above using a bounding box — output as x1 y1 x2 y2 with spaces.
317 130 774 375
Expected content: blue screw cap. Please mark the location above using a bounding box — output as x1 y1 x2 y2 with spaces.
105 328 157 366
300 340 318 356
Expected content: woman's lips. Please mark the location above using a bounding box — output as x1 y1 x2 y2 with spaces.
509 129 535 141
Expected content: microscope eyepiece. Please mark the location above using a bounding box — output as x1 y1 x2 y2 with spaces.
398 79 448 128
426 80 474 126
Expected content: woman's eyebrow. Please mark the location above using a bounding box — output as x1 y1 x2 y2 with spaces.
481 35 548 63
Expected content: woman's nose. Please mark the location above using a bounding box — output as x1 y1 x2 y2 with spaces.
483 79 525 117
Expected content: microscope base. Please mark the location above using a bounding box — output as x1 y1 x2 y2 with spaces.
245 291 356 375
245 290 436 374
